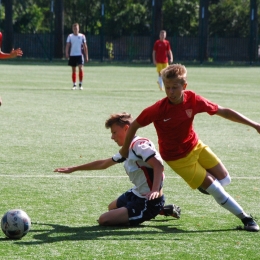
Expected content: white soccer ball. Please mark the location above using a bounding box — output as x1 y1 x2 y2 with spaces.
1 209 31 239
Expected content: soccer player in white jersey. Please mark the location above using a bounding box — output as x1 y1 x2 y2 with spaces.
65 23 88 90
54 112 181 226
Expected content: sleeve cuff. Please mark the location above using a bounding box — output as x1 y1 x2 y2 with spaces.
112 152 126 163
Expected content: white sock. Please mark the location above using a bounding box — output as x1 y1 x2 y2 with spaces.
219 175 231 187
161 80 165 89
206 180 248 219
158 76 164 88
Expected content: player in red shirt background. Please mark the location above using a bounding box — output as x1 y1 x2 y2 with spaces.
120 63 260 232
152 30 173 91
0 32 23 59
0 32 23 106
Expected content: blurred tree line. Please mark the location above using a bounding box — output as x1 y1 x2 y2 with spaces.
0 0 258 37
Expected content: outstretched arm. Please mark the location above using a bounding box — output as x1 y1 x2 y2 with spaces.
216 106 260 134
54 158 116 174
0 48 23 59
119 120 142 158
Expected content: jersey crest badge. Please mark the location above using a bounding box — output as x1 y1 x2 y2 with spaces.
185 109 193 118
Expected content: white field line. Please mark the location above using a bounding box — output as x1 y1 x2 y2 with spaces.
0 175 259 179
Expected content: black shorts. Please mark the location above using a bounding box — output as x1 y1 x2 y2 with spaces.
116 190 165 226
68 55 84 67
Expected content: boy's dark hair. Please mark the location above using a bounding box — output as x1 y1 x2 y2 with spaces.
105 112 133 129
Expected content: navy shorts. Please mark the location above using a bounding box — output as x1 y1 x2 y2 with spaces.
116 190 165 226
68 55 84 67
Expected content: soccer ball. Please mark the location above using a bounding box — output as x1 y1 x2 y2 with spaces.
1 209 31 239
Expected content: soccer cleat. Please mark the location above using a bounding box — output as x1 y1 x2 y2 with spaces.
241 216 259 232
79 83 83 90
72 84 76 90
161 204 181 219
197 187 210 195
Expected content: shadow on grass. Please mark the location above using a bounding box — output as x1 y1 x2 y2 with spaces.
6 218 239 245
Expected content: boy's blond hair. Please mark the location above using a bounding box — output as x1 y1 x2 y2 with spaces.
105 112 133 129
161 64 187 85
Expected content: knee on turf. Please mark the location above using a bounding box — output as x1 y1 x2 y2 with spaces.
98 214 110 226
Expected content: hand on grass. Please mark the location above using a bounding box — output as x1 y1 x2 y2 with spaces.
54 167 74 174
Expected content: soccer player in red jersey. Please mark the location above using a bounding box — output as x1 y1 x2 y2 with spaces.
0 32 23 106
66 23 88 90
120 64 260 232
0 32 23 59
152 30 173 91
54 112 181 226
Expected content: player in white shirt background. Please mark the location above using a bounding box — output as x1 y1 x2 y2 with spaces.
65 23 88 90
54 112 181 226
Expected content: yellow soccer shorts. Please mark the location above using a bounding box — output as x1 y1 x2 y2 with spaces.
165 140 221 189
156 63 168 74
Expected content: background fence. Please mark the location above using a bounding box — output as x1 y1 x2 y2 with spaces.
13 33 260 63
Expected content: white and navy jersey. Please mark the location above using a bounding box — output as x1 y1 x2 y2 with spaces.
113 136 165 198
66 33 86 56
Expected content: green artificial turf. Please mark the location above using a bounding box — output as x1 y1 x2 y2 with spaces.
0 62 259 259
